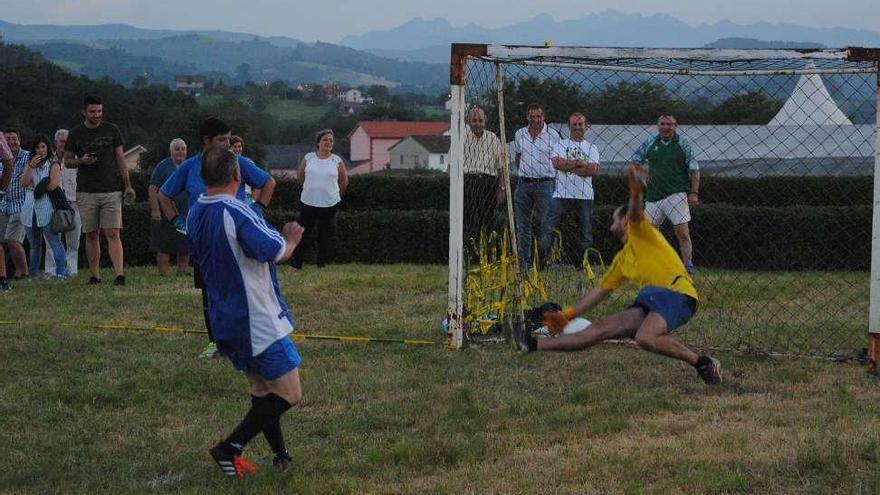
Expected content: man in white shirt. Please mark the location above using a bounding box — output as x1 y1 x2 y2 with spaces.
512 103 560 269
545 112 600 266
462 107 504 245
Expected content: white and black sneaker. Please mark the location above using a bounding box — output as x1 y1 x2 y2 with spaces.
273 450 293 473
695 356 722 385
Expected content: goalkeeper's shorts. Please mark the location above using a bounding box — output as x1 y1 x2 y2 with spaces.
629 286 696 332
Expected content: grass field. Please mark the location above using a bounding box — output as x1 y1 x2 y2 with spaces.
194 95 333 124
2 265 879 494
263 100 334 123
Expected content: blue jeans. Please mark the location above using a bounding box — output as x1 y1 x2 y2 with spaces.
543 198 594 265
514 179 554 268
26 223 67 278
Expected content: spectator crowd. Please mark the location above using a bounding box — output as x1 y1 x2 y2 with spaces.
462 102 699 273
1 94 700 295
1 95 351 297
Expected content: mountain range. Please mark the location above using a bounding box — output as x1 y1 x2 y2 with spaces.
0 20 445 90
343 11 880 64
2 12 879 90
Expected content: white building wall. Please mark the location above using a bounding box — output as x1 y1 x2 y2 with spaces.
428 153 448 171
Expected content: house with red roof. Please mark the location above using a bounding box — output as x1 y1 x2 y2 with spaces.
348 121 450 175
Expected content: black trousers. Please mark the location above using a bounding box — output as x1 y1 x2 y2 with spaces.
192 259 213 343
463 173 502 246
291 203 337 268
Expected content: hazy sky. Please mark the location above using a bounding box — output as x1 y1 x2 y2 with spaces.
3 0 877 43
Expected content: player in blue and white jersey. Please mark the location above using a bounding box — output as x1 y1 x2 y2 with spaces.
158 117 277 358
187 145 305 478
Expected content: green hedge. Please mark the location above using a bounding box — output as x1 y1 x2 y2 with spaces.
553 204 871 271
117 205 449 267
115 203 869 270
131 171 873 212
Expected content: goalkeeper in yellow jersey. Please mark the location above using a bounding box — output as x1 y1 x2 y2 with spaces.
514 164 721 385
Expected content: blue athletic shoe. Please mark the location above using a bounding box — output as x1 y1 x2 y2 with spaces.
684 261 695 275
174 216 188 235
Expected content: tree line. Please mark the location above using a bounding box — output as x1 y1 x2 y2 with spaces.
484 76 787 135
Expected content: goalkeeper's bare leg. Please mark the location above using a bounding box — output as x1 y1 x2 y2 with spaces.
633 312 699 365
536 307 643 351
532 305 699 364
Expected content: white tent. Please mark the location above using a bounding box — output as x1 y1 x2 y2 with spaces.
768 71 853 126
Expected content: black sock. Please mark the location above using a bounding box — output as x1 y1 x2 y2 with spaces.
201 287 214 343
694 355 710 369
223 393 292 454
526 332 538 351
251 395 289 456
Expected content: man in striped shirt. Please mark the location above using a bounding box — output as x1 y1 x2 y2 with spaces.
1 129 30 286
187 145 305 478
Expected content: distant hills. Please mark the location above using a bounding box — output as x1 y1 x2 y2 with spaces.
0 20 303 45
2 12 879 91
344 10 880 63
0 20 446 91
703 38 826 49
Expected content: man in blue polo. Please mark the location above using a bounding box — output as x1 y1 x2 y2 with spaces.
629 114 700 274
159 117 277 358
188 145 305 478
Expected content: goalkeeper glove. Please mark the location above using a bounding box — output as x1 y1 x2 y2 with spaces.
627 164 648 198
542 307 577 335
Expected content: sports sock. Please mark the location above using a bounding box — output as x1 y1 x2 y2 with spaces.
200 286 214 343
251 395 289 455
223 393 292 453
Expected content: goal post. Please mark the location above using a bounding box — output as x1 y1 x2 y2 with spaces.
447 43 880 360
867 49 880 373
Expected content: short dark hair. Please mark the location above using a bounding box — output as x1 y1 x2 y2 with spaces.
200 145 238 187
199 117 231 141
3 128 20 136
230 135 244 147
83 95 103 108
28 134 54 157
527 103 544 114
314 129 334 148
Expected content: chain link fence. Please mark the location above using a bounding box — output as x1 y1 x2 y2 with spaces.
453 47 877 358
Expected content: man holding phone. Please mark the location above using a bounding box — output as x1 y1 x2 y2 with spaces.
64 95 136 286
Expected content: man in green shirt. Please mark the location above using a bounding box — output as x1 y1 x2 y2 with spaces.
629 114 700 273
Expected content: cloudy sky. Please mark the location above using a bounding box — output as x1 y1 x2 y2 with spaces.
2 0 877 42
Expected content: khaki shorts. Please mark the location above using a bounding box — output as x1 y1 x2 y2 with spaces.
78 191 123 232
0 212 26 243
646 192 691 226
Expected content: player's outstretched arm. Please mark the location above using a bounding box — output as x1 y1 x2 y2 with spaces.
572 287 610 317
627 163 648 222
543 287 610 333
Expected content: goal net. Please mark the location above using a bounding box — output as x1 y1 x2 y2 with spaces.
447 44 879 359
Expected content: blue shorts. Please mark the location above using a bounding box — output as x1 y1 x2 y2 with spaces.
230 335 301 380
629 286 696 332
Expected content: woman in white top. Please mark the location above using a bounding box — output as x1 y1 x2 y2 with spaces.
20 134 67 278
290 129 348 269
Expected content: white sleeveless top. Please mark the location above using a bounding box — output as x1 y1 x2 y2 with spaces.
300 152 342 208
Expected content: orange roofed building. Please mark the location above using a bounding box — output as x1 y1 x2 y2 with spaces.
348 121 450 175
